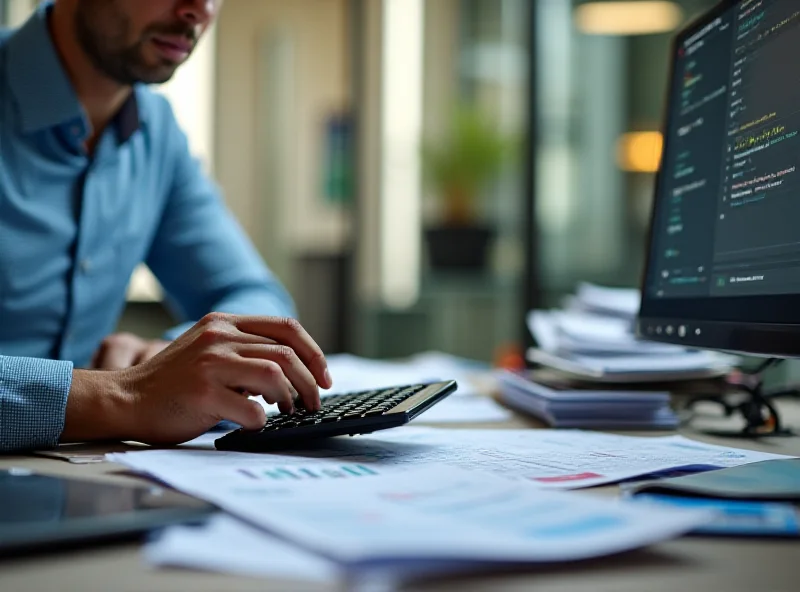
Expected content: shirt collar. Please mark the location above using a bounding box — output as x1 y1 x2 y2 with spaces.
5 2 146 143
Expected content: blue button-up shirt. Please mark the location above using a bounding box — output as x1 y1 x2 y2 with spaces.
0 5 295 452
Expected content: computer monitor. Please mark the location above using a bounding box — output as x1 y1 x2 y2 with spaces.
638 0 800 358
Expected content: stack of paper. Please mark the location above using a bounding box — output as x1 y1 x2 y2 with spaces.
171 467 710 567
527 283 736 382
496 369 679 429
121 460 713 582
565 282 642 318
502 283 739 428
145 515 339 583
115 427 790 491
110 428 794 583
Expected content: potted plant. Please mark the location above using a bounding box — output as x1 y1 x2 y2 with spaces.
422 106 514 271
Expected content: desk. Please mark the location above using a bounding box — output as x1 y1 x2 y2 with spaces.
2 406 800 591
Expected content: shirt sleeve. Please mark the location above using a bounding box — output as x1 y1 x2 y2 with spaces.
146 118 296 341
0 356 72 452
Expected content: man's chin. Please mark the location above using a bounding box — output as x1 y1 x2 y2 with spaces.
137 64 180 85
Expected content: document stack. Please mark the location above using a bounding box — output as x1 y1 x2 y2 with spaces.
497 283 737 429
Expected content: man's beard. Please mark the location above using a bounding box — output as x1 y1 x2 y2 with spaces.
73 4 196 85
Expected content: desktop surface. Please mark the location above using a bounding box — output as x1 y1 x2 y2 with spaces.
1 400 799 592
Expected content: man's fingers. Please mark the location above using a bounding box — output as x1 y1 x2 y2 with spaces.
94 337 140 370
134 340 170 365
237 344 320 411
217 391 267 431
276 379 297 415
217 359 295 411
232 316 332 390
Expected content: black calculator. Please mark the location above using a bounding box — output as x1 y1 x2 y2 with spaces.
215 380 458 451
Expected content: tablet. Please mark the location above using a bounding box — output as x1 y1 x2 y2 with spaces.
0 468 215 554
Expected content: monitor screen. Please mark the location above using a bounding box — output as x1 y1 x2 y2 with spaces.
639 0 800 356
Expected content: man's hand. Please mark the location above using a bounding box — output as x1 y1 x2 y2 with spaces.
62 313 332 446
92 333 170 369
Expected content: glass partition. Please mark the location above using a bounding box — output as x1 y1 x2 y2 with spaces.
352 0 530 361
532 0 720 307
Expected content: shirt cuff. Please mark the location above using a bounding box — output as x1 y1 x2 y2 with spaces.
0 356 73 452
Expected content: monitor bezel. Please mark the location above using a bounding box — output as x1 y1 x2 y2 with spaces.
637 0 800 357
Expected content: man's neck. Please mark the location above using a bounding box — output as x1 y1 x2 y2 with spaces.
48 2 131 151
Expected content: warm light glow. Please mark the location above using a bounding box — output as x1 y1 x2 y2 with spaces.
126 265 163 303
380 0 424 308
575 1 683 36
617 131 663 173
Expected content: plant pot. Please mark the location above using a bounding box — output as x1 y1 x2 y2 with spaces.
425 224 495 271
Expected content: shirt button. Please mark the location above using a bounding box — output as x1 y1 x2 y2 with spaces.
79 259 92 274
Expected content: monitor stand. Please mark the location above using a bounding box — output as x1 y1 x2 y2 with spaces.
687 358 796 438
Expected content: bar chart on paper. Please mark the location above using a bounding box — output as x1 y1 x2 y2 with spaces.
238 464 380 481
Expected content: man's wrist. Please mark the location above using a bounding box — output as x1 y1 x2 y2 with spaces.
60 369 135 443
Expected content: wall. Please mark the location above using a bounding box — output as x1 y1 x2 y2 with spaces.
214 0 351 350
214 0 350 280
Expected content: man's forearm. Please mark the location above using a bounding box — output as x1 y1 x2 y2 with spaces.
2 314 330 451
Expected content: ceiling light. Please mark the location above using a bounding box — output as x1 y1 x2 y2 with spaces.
575 1 683 36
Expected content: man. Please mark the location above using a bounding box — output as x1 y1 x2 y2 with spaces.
0 0 331 453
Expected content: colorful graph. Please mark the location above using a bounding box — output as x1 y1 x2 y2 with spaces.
238 464 379 481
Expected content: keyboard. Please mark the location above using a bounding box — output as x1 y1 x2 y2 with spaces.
214 380 458 451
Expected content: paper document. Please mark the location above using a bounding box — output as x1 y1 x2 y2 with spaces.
528 348 734 382
324 352 483 397
527 283 738 383
495 369 679 429
108 450 405 485
178 431 226 449
136 465 711 569
145 515 338 582
528 310 685 356
351 429 790 488
110 428 792 491
408 396 511 423
572 283 641 318
147 513 569 584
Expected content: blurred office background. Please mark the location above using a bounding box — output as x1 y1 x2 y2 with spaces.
1 0 720 363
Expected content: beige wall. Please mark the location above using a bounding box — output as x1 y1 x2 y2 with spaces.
158 25 217 174
214 0 350 269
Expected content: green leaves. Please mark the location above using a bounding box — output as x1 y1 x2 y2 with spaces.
422 106 516 223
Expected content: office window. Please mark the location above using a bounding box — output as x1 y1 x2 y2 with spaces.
532 0 719 306
351 0 529 361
